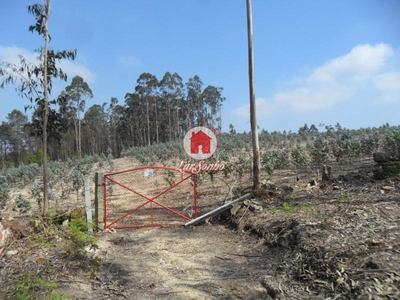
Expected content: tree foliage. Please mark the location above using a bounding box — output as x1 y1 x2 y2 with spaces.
0 0 76 216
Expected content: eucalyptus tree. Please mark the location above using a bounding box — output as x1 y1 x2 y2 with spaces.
0 122 11 167
135 73 159 145
186 75 204 126
28 104 68 160
123 92 146 147
62 75 93 157
159 72 184 141
6 109 28 166
82 103 109 155
0 0 76 216
107 97 124 156
201 85 225 130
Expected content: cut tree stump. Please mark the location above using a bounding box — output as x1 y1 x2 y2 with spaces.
322 165 332 182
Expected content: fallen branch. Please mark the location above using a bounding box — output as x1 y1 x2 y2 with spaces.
184 193 252 226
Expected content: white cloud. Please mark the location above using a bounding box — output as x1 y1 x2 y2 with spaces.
308 44 393 84
373 72 400 91
272 43 395 111
0 45 38 64
233 97 273 117
0 44 95 83
117 56 142 67
230 44 398 128
59 59 95 83
274 87 351 111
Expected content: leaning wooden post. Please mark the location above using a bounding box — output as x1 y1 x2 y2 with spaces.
94 172 104 231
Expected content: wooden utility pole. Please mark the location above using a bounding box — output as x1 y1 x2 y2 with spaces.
246 0 261 189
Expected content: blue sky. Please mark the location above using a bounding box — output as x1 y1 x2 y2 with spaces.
1 0 399 133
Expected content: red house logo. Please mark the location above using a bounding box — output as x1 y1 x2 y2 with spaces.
190 130 211 154
183 126 217 160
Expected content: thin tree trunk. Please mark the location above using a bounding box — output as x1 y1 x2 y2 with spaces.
74 118 79 156
146 100 150 146
42 0 51 217
168 101 172 142
78 107 81 157
246 0 261 189
155 101 159 144
1 144 5 167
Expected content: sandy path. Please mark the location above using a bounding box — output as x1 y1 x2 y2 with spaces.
92 225 270 299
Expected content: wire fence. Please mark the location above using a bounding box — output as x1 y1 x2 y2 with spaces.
104 166 197 229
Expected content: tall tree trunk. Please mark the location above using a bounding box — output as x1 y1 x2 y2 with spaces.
246 0 261 189
168 101 172 142
176 107 180 140
146 100 150 146
78 109 81 157
1 143 4 167
154 100 159 144
74 118 79 156
42 0 51 217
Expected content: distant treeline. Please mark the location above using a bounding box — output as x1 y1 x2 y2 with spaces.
0 72 225 166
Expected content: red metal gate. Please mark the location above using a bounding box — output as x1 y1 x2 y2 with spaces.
103 166 197 229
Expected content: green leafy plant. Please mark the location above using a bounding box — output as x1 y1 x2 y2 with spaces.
31 182 43 211
299 202 315 211
261 150 289 175
307 136 330 165
382 127 400 157
63 218 98 256
69 164 91 201
360 133 380 155
282 202 294 212
0 175 10 209
262 151 277 175
234 155 252 178
339 192 353 202
15 273 73 300
330 133 361 164
291 146 310 168
14 194 32 213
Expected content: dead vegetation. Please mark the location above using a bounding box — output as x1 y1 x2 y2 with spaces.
229 159 400 299
0 156 399 299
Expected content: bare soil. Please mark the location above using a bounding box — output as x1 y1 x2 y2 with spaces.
1 157 400 299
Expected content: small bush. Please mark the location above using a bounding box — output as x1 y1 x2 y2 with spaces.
307 137 330 165
262 150 290 175
0 176 10 209
63 218 98 256
383 127 400 157
14 194 32 213
291 146 310 169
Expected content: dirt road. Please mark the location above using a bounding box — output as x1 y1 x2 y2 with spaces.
77 224 272 299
